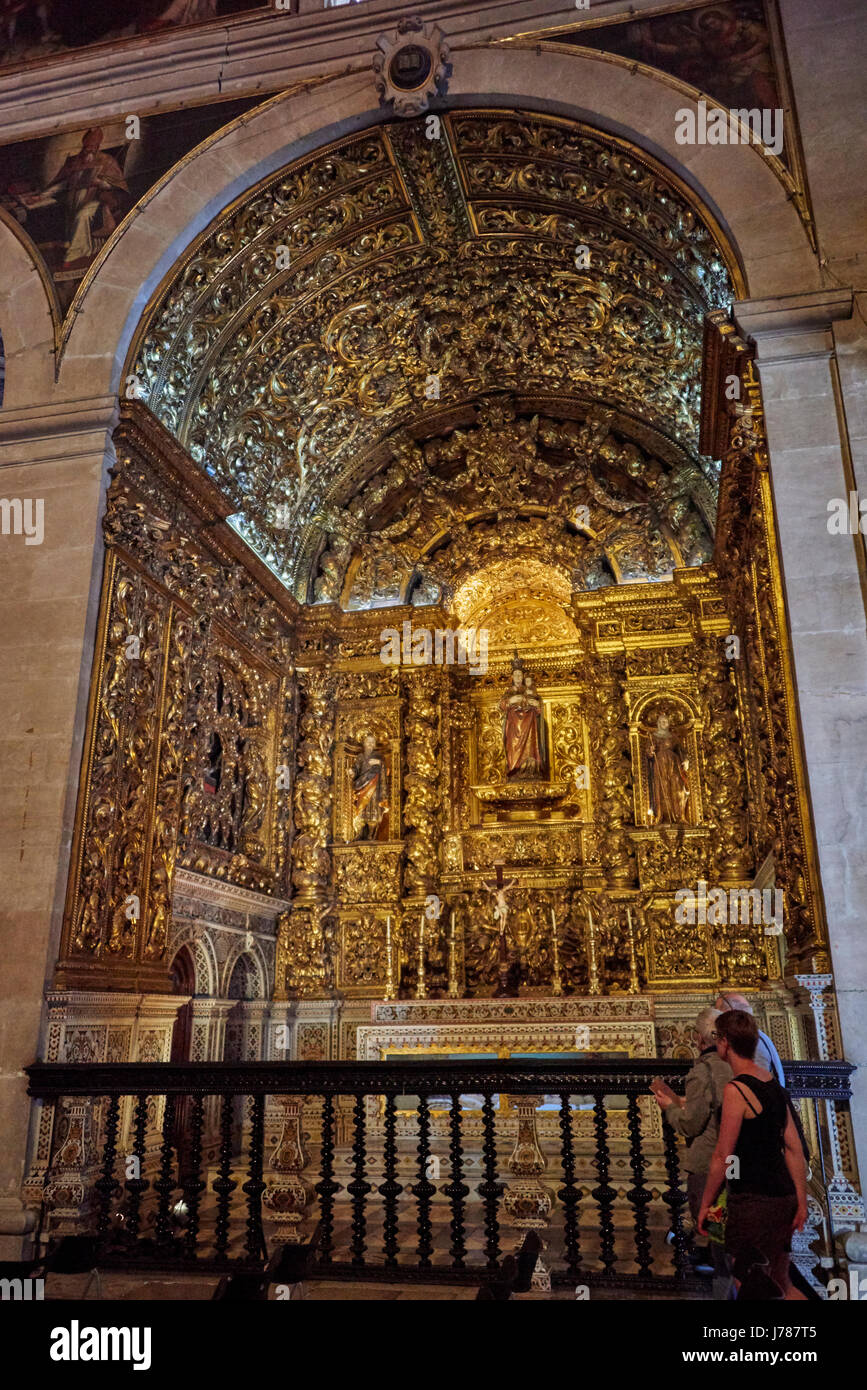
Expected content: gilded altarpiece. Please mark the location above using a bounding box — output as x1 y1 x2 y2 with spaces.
34 100 864 1235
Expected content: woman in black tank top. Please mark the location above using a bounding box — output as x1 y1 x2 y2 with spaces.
697 1011 808 1299
728 1076 797 1198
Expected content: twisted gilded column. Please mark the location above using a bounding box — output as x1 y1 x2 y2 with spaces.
276 667 335 998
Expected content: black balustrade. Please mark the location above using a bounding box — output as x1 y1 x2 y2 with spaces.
25 1058 853 1291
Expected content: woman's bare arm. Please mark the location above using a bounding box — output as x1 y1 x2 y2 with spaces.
783 1109 808 1230
697 1083 746 1231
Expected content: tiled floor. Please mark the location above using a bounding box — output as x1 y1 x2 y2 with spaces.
47 1185 707 1300
44 1271 706 1301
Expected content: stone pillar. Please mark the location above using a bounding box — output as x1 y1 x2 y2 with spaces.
0 398 116 1255
735 289 867 1179
794 974 863 1233
191 998 231 1062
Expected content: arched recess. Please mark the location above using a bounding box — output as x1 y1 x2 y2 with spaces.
169 922 218 997
56 45 817 407
628 689 704 830
222 942 267 1001
168 944 196 1065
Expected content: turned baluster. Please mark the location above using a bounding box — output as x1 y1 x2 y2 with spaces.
94 1093 121 1245
444 1093 469 1271
153 1094 177 1248
479 1091 504 1271
626 1093 653 1276
124 1093 149 1242
213 1093 237 1260
410 1093 436 1269
182 1094 206 1259
347 1093 371 1269
378 1093 402 1267
591 1091 617 1273
242 1092 267 1262
661 1112 690 1278
557 1092 583 1277
314 1094 339 1267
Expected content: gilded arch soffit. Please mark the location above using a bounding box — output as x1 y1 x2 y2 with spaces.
129 109 735 602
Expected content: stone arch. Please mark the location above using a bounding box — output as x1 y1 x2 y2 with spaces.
0 209 58 410
56 46 817 403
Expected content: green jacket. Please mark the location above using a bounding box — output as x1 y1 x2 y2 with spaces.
664 1047 732 1175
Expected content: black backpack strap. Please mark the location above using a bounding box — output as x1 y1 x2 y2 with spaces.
730 1079 761 1115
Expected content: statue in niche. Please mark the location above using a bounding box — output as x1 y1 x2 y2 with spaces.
499 653 548 780
642 711 691 825
350 733 390 841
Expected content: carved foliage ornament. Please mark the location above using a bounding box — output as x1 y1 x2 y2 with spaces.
129 113 731 599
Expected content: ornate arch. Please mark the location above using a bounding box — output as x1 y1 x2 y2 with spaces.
53 45 816 408
221 940 268 1000
168 922 218 997
120 104 746 606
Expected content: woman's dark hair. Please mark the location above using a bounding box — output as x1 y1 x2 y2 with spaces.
716 1008 759 1060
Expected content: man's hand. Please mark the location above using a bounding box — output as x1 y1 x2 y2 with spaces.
792 1200 808 1233
696 1204 710 1237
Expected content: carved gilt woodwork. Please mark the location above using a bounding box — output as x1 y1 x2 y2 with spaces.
60 117 826 1011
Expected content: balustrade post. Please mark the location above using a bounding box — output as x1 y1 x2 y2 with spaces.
502 1094 554 1290
43 1097 98 1241
263 1096 312 1245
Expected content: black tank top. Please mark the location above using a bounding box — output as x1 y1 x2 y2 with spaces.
728 1076 796 1197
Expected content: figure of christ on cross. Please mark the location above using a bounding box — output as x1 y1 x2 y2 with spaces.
482 862 518 996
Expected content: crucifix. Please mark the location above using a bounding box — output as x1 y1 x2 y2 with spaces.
483 861 518 997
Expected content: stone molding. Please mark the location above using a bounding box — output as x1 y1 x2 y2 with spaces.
173 866 289 919
735 288 854 364
0 1 580 139
0 395 119 460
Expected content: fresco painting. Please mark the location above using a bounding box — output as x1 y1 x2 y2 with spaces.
0 95 264 310
0 1 265 69
553 1 786 157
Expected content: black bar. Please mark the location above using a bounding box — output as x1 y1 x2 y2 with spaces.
27 1057 853 1100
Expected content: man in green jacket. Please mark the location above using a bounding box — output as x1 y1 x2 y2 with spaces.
651 1007 732 1297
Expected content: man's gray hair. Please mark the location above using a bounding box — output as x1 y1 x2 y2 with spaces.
717 992 753 1015
696 1007 722 1042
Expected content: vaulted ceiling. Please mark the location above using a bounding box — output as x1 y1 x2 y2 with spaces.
131 110 735 604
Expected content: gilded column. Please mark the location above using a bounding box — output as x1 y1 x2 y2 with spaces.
278 667 335 997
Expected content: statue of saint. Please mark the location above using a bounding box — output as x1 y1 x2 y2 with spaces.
351 733 390 841
499 654 548 780
643 712 690 825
